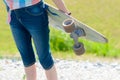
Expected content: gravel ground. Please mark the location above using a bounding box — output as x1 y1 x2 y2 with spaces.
0 58 120 80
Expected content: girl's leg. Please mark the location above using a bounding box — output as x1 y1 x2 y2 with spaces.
30 29 58 80
10 11 36 80
25 64 36 80
10 26 37 80
45 65 58 80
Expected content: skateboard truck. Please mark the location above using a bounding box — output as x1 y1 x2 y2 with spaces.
63 19 85 56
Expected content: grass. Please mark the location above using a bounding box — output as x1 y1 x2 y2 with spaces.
0 0 120 59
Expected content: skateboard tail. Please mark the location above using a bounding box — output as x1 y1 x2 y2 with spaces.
72 18 108 43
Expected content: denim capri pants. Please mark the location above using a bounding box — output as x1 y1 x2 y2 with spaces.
9 1 54 70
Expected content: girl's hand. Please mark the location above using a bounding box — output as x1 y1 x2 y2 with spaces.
52 0 71 15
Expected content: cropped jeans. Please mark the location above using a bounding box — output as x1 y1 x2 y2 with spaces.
9 1 54 70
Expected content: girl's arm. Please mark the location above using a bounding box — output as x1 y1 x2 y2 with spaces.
52 0 71 15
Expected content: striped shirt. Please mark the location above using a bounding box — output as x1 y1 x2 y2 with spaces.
4 0 41 10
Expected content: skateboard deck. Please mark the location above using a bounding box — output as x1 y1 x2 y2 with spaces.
45 3 108 43
45 3 108 55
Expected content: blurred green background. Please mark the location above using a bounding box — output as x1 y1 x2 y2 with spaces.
0 0 120 59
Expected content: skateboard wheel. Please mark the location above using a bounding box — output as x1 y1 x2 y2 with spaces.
62 19 75 33
73 42 85 56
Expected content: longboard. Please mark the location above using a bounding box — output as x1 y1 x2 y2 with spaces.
45 3 108 55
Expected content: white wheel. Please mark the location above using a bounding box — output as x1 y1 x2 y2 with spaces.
62 19 75 33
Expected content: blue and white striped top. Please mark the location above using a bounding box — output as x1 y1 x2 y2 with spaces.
4 0 41 10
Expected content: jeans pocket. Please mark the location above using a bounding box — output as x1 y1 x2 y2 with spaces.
25 2 44 16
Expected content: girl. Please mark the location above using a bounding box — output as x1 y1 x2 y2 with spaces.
3 0 71 80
